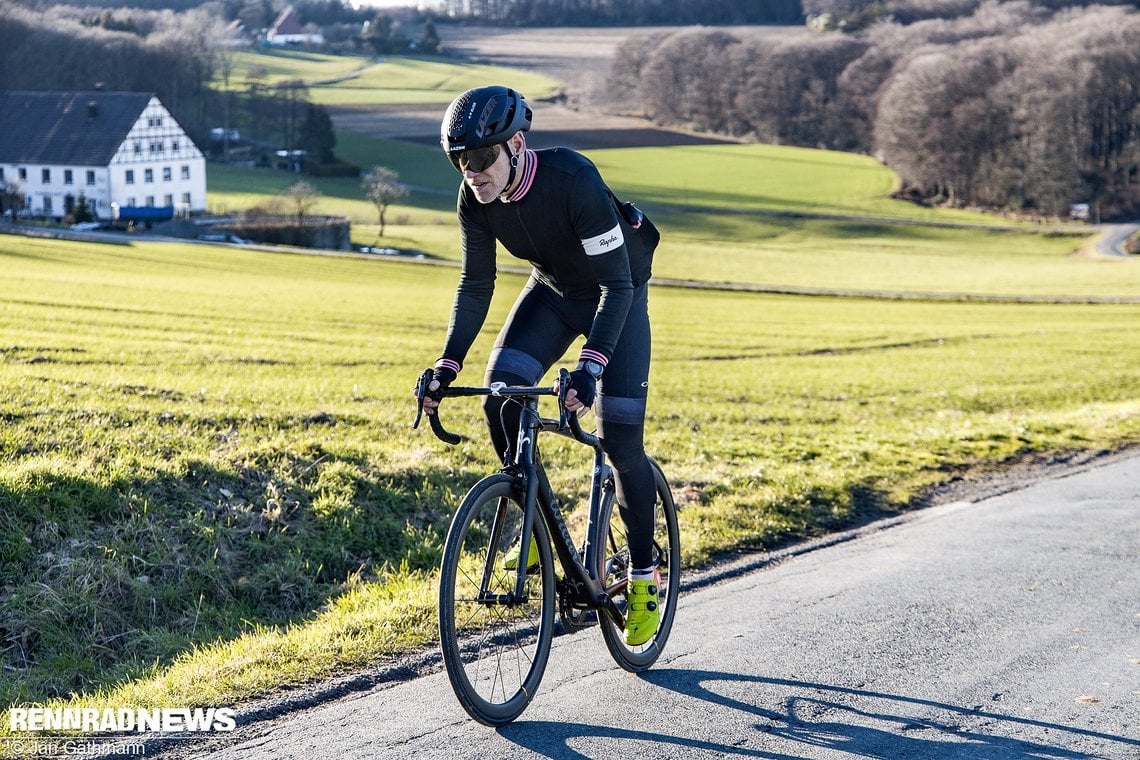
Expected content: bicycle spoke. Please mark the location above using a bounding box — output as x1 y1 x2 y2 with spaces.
439 475 554 724
595 458 679 671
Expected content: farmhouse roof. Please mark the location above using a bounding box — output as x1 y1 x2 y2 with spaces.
0 90 154 166
270 7 305 36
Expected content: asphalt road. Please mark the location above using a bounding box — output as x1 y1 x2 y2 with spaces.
164 451 1138 760
1095 223 1140 257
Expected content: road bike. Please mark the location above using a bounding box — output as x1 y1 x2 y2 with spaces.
413 368 680 725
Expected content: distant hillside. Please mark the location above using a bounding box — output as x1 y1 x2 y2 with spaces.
803 0 1140 30
614 4 1140 219
24 0 803 25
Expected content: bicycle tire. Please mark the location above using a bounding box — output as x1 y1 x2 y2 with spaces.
596 457 680 671
438 474 555 725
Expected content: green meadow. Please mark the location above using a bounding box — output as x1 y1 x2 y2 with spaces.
210 133 1140 299
312 56 560 106
221 49 560 106
1 50 1139 733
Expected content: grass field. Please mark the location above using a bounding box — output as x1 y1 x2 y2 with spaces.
209 133 1140 299
2 47 1138 740
220 50 560 107
222 48 364 84
314 57 560 106
1 235 1138 721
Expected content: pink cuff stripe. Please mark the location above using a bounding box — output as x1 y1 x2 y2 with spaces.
579 349 609 367
435 357 462 374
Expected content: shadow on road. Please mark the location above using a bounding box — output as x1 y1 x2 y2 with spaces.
498 668 1138 759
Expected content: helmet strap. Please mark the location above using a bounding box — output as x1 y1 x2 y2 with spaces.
501 148 521 200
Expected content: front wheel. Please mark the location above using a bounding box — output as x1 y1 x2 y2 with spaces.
596 457 680 671
438 474 555 725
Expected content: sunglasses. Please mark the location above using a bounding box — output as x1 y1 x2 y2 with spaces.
449 144 501 173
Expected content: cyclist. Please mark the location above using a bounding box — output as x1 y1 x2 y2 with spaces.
421 85 661 645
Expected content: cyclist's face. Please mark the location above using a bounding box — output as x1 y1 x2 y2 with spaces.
462 145 508 203
461 134 522 204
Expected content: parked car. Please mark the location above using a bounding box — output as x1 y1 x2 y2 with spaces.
69 221 103 231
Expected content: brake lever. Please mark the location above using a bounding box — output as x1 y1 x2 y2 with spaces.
412 368 433 430
556 367 571 430
412 367 463 445
556 367 599 447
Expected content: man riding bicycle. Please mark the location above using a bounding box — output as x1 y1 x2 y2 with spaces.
421 85 661 645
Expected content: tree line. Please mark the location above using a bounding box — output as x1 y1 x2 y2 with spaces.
438 0 803 26
0 1 351 161
0 1 220 137
613 1 1140 219
802 0 1139 31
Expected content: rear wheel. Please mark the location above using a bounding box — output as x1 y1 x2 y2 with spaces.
438 474 555 725
596 458 680 671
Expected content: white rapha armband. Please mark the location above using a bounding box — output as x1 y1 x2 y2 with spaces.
580 224 624 257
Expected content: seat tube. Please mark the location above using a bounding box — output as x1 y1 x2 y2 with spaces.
512 398 541 600
580 447 610 579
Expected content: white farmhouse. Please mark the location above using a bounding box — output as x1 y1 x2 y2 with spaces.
0 91 207 223
266 7 324 46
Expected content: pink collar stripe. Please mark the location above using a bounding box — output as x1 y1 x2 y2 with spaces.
504 150 538 202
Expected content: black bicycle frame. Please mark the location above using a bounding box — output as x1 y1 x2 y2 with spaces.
414 369 624 627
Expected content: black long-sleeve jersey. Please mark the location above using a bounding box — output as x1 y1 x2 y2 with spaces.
440 147 652 373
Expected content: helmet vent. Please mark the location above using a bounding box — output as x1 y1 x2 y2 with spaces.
444 92 474 141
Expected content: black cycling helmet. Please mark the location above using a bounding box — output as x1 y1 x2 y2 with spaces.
441 86 532 167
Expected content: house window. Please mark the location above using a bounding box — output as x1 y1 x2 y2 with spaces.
171 140 180 153
64 170 73 184
181 192 191 205
148 116 163 127
144 169 154 183
18 168 26 181
86 170 96 186
126 197 135 206
180 165 190 180
145 196 155 207
43 196 52 214
134 142 142 155
163 194 173 206
0 168 4 181
125 170 135 184
41 169 51 183
162 167 172 182
150 141 162 154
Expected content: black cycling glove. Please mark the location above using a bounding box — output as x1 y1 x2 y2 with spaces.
567 368 596 408
427 366 456 402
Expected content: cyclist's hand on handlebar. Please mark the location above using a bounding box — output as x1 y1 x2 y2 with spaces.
565 368 596 412
421 366 456 416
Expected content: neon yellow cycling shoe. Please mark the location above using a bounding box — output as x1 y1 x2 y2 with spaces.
501 535 539 571
624 575 660 646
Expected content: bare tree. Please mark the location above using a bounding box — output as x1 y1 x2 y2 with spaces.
736 34 869 148
361 166 408 239
640 28 740 130
281 181 319 223
1 180 24 223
